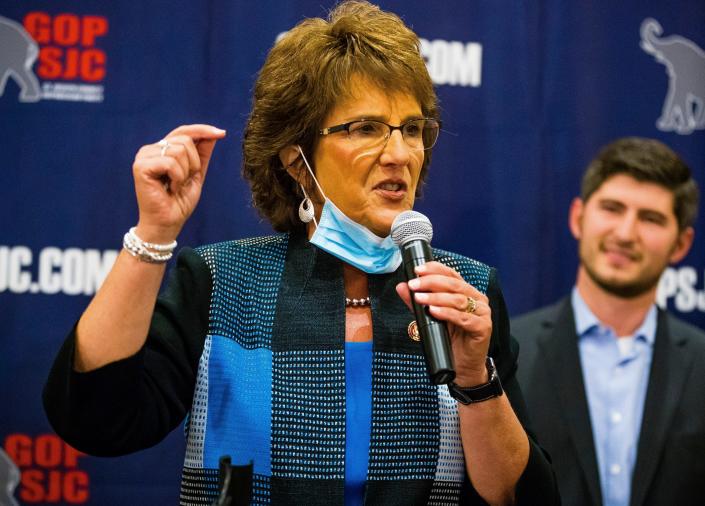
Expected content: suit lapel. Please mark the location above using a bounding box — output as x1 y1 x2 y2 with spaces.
629 311 693 506
539 300 603 506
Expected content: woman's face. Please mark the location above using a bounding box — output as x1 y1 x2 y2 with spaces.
311 76 425 237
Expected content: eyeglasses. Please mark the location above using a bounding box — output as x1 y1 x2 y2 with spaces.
319 118 441 151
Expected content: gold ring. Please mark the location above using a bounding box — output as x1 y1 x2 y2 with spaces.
465 297 477 314
158 139 170 157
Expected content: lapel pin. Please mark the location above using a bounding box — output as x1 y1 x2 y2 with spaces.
408 320 420 341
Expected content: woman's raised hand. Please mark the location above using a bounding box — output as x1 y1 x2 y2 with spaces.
132 124 226 243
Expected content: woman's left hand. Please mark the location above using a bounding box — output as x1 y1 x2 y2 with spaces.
396 261 492 386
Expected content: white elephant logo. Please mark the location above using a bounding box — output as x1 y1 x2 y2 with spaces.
640 18 705 135
0 448 19 506
0 15 41 102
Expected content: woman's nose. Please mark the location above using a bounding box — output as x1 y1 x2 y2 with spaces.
379 129 412 166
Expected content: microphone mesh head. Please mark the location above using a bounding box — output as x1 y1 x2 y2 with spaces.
391 210 433 246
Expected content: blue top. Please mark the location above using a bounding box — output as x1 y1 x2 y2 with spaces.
344 340 373 506
572 288 656 506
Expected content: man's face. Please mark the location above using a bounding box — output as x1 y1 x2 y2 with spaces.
570 174 693 298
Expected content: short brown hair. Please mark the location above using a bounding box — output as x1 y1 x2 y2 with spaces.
242 0 438 232
581 137 699 230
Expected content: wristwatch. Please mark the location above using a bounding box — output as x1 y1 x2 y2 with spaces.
447 357 503 404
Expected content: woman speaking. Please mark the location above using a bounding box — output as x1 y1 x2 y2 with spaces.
44 1 558 504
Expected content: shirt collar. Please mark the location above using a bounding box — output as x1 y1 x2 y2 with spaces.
571 287 657 345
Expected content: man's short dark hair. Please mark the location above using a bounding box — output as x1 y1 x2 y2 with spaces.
581 137 700 230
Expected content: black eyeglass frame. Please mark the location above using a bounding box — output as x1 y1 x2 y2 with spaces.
318 117 442 150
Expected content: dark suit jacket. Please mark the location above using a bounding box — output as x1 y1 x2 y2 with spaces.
511 298 705 506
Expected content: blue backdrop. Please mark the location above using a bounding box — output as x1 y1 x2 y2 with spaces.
1 1 703 504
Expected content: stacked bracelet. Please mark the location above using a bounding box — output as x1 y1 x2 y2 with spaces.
123 227 177 263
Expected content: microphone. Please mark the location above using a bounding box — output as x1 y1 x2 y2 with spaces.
391 210 455 385
212 455 252 506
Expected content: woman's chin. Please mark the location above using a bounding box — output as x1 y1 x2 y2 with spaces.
366 209 409 237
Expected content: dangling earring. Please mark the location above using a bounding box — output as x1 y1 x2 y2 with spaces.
298 186 315 223
299 198 314 223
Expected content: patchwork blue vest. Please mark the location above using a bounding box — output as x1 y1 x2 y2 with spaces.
178 231 491 505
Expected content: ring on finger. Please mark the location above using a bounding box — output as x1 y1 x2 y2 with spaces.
158 139 171 157
465 296 477 314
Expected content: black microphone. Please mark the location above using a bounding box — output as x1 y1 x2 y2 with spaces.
211 455 252 506
391 210 455 385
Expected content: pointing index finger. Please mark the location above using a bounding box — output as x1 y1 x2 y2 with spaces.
166 124 227 141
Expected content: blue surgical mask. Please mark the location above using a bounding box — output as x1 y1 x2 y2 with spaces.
297 146 402 274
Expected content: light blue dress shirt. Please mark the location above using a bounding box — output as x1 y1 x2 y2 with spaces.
572 288 656 506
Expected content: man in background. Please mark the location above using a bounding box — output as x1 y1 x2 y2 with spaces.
512 137 705 506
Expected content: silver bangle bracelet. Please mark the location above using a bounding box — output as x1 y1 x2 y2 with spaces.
128 227 177 252
122 227 177 263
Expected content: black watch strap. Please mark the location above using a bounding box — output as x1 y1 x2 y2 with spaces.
447 357 503 405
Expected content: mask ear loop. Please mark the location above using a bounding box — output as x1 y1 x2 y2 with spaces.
297 146 326 199
296 146 326 228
